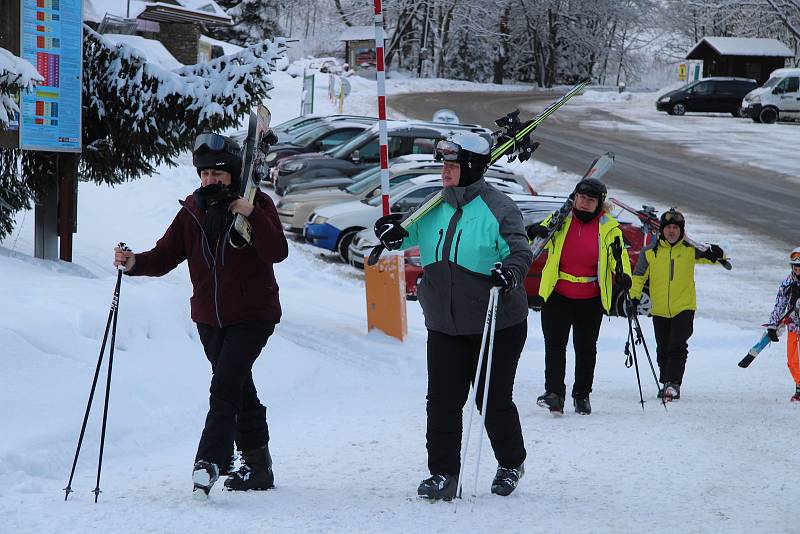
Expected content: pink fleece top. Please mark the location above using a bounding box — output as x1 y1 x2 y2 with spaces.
554 211 601 299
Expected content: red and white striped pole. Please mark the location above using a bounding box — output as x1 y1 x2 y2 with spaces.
373 0 390 216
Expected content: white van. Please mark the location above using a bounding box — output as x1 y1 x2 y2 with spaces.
741 68 800 124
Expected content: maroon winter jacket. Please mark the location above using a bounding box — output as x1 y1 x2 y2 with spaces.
126 189 288 327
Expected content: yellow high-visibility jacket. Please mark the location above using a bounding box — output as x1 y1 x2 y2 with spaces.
631 238 715 318
539 212 631 314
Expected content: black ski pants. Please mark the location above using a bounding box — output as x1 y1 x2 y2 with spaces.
541 293 604 399
195 320 275 469
652 310 694 385
426 321 527 476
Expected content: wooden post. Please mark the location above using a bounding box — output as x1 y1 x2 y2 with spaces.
58 153 78 261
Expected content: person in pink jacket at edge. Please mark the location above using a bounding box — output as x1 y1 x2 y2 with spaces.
114 132 288 497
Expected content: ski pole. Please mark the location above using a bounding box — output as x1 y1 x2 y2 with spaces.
456 285 500 502
611 240 666 411
471 285 500 505
64 243 128 502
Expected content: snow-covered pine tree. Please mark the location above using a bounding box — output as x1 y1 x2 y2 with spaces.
0 26 285 241
209 0 285 46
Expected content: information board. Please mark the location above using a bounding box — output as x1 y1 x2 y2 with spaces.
19 0 82 152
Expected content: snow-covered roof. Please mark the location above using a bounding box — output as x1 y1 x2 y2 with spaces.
199 34 244 56
103 33 183 69
84 0 230 24
687 37 794 58
338 25 387 42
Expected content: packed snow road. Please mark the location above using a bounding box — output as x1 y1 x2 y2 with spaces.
390 91 799 246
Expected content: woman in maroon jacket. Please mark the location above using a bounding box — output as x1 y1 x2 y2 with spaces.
114 133 288 496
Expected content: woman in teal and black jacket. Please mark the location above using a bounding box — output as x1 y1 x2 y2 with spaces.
374 132 532 502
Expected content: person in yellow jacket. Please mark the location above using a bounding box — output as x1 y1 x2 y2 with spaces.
528 178 632 415
630 209 725 401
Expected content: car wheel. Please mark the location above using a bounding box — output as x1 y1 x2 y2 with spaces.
759 107 778 124
636 290 652 317
670 103 686 116
337 228 361 263
751 115 762 123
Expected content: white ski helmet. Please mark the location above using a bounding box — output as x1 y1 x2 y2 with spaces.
791 246 800 266
434 132 492 186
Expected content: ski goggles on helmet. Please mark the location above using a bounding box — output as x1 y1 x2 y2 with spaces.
661 210 685 224
434 139 462 162
790 249 800 264
193 132 240 156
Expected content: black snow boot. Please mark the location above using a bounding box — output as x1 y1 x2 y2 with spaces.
192 460 219 498
491 463 524 496
224 445 275 491
537 392 565 414
573 395 591 415
417 474 458 501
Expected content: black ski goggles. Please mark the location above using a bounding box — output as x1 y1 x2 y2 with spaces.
194 133 240 156
434 140 461 162
661 210 685 224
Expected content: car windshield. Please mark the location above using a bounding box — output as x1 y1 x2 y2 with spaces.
677 81 701 92
344 167 382 194
293 125 333 147
330 128 375 158
762 76 781 88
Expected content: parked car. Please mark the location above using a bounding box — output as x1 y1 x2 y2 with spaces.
271 121 493 195
656 77 758 117
264 119 372 168
304 176 526 262
392 195 652 316
741 68 800 124
271 114 378 144
278 161 532 234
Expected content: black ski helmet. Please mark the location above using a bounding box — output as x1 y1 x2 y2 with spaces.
659 208 685 241
434 132 492 186
193 132 243 190
572 178 607 202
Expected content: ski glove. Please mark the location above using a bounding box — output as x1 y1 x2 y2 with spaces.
527 224 549 240
767 327 779 343
703 244 724 262
374 213 408 251
615 272 632 291
490 265 517 292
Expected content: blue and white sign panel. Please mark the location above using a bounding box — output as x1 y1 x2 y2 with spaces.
19 0 82 152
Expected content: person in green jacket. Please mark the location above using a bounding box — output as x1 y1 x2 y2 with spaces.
373 132 532 501
630 208 725 401
528 179 632 415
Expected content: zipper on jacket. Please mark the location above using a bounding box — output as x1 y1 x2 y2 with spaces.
435 229 444 262
667 245 674 318
184 203 224 327
453 229 463 264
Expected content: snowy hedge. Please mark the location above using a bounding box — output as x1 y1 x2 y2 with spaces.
0 26 285 241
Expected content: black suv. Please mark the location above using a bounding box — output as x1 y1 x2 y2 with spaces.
656 77 758 117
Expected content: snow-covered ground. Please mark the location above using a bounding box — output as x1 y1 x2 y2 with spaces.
2 67 798 533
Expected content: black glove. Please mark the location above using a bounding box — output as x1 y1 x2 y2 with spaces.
374 213 408 250
527 224 549 240
490 265 517 292
704 244 724 262
767 327 779 342
615 272 632 291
